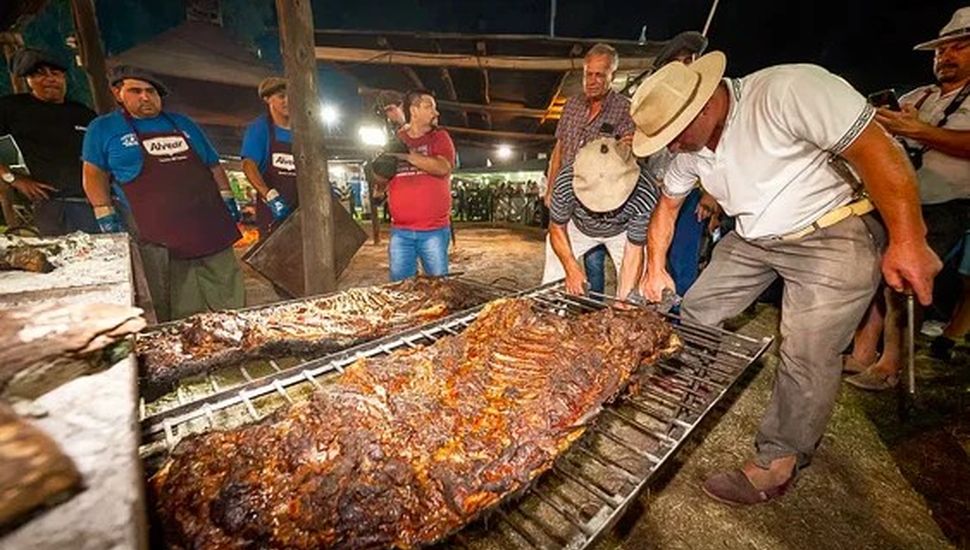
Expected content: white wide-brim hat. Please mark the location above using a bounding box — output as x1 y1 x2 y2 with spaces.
915 7 970 50
572 137 640 213
629 51 726 157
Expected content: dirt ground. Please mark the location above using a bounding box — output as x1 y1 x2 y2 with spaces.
237 224 969 549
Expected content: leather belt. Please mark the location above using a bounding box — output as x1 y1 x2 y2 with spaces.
778 198 874 241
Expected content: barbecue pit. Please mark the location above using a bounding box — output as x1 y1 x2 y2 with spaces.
139 281 771 549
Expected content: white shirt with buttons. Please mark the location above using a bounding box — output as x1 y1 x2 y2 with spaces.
900 84 970 205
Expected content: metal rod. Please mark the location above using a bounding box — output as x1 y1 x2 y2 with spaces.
529 488 593 536
551 465 618 507
496 509 543 549
602 409 677 444
574 445 639 481
591 425 660 464
511 506 568 547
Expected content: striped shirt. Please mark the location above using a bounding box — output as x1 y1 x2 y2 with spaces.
554 91 636 167
550 163 659 245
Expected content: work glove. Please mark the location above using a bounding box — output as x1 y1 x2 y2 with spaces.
265 188 291 221
93 205 123 234
221 190 241 222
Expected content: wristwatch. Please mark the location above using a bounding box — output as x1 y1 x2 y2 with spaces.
1 172 14 184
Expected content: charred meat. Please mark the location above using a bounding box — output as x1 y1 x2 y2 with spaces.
152 299 679 549
137 277 491 392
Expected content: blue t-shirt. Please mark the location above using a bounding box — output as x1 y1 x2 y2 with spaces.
240 115 292 173
81 110 221 184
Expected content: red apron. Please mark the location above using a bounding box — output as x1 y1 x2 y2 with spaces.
254 114 298 237
121 111 240 259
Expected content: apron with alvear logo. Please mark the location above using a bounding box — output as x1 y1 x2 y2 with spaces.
120 110 240 259
254 113 298 237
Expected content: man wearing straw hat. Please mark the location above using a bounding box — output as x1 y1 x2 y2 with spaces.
632 52 940 504
542 136 658 300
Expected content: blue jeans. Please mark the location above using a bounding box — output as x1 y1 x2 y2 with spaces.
583 245 607 295
668 188 704 296
389 226 450 281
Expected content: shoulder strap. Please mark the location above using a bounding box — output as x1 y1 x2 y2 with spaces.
937 81 970 128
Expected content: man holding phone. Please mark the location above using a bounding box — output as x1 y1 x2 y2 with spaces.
847 7 970 387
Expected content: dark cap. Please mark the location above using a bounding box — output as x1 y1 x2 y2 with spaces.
653 31 709 69
10 48 67 77
107 65 169 97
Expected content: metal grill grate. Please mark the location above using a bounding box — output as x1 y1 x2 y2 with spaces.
137 274 509 421
139 282 771 549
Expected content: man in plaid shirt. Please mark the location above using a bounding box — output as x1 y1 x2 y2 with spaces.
544 43 635 295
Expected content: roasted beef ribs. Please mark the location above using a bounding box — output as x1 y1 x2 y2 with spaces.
152 299 679 549
137 277 491 392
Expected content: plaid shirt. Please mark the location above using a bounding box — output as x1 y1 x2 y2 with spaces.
554 90 635 168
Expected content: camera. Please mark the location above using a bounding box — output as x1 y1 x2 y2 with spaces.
366 101 411 180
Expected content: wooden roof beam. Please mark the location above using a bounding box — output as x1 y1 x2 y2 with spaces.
441 126 556 142
358 86 550 118
316 46 654 72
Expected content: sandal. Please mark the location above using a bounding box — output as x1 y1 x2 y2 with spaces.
845 365 898 391
702 467 798 506
841 354 874 374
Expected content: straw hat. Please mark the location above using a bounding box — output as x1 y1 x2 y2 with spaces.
915 8 970 50
572 137 640 213
629 51 726 157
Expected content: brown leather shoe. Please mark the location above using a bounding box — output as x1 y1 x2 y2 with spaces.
702 468 798 506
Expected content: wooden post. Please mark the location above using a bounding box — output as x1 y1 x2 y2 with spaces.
0 33 27 94
69 0 114 114
275 0 336 294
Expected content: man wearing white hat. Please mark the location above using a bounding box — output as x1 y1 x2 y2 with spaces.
846 7 970 387
632 52 940 504
542 137 658 299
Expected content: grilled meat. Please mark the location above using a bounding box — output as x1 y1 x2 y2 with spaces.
152 299 678 549
0 404 82 533
137 277 491 393
0 245 54 273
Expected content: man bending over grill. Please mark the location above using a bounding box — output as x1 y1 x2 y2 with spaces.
542 137 658 299
633 52 940 505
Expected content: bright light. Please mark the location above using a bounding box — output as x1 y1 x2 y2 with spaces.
330 164 346 178
496 144 513 160
320 104 340 126
358 125 387 147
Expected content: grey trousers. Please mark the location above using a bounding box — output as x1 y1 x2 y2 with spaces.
681 215 884 468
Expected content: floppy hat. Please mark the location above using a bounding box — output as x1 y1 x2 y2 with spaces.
258 76 287 98
629 51 726 157
915 7 970 50
572 137 640 213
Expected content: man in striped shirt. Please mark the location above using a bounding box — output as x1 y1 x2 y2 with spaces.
542 137 659 299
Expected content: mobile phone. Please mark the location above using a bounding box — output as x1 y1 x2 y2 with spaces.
868 89 901 111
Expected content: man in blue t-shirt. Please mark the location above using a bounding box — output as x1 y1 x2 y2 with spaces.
240 76 294 239
81 66 243 321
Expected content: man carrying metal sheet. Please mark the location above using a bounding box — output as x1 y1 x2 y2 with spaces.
239 76 295 241
633 52 940 504
0 48 98 235
81 66 244 321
